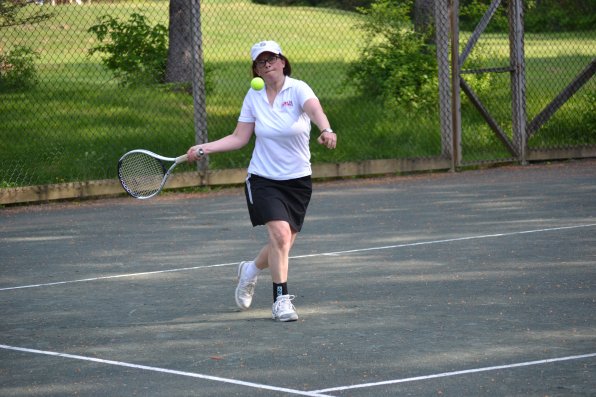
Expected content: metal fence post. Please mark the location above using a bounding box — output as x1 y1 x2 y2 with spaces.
509 0 527 164
435 0 454 164
190 0 209 178
450 0 462 170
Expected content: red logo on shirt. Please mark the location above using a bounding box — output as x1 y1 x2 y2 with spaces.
281 100 293 108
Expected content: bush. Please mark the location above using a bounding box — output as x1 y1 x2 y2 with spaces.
347 0 437 111
459 0 595 33
88 13 168 86
459 0 508 32
524 0 596 32
0 45 39 92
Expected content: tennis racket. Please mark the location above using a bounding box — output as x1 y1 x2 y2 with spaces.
117 149 189 199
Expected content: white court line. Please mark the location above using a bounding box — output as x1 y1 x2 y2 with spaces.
1 223 595 292
0 262 237 292
0 344 333 397
293 223 596 259
311 353 596 393
2 344 593 396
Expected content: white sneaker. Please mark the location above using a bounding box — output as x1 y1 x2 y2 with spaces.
235 261 257 310
272 294 299 322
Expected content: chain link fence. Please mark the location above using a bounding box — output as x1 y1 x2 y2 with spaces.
525 32 595 152
1 0 594 203
456 0 595 165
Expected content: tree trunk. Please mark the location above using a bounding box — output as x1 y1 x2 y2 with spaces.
165 0 192 83
413 0 435 34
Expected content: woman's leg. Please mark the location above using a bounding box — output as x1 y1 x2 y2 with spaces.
263 220 300 321
255 220 297 282
235 221 297 311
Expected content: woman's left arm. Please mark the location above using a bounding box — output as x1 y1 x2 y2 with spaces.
304 98 337 149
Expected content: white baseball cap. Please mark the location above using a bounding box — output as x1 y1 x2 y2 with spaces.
250 41 283 61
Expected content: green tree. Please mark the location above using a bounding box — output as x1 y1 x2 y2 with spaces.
348 0 437 110
88 13 168 86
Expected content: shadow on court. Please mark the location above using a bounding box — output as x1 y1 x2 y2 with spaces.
1 160 595 396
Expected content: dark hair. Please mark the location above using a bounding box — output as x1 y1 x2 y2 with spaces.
252 55 292 77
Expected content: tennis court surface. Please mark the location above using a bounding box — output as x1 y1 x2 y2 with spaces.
1 160 595 396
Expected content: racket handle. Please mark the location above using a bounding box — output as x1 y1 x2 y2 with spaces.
176 147 203 163
176 154 189 163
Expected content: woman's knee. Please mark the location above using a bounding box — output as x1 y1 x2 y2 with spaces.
267 221 293 249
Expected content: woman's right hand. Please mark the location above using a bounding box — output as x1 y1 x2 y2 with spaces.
187 146 204 162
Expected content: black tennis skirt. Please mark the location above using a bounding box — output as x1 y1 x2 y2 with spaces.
244 174 312 232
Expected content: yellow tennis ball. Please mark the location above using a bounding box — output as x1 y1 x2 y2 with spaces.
251 77 264 91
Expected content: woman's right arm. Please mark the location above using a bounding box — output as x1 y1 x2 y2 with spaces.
187 121 254 161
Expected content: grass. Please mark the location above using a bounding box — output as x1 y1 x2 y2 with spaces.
0 0 594 186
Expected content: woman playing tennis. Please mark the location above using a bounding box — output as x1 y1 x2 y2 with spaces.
187 40 337 322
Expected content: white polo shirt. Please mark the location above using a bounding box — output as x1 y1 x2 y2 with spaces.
238 76 317 180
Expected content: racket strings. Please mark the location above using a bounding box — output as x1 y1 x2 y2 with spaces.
118 152 166 198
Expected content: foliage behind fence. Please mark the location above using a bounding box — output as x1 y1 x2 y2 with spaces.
0 0 594 200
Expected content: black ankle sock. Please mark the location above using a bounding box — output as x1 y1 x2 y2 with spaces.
272 282 288 302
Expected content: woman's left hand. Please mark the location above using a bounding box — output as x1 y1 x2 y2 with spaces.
317 131 337 149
